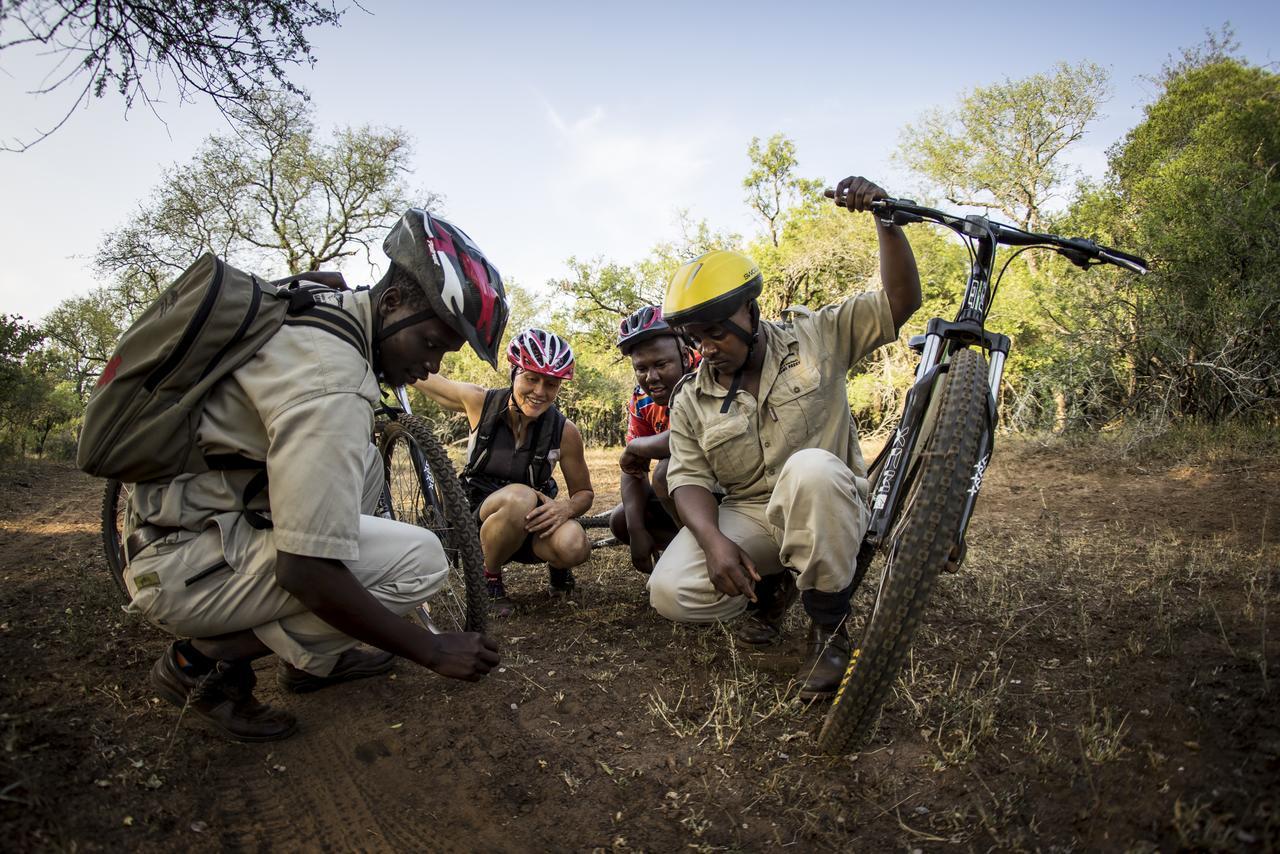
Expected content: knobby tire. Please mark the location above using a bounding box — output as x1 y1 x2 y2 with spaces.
379 416 488 634
817 347 989 755
101 479 130 602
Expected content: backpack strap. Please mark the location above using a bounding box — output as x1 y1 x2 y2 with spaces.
527 406 566 489
205 453 272 530
281 287 369 359
460 388 510 482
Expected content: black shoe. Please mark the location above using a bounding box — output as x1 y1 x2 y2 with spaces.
735 573 798 645
151 644 297 742
548 567 576 597
794 621 851 700
486 573 514 617
277 647 395 694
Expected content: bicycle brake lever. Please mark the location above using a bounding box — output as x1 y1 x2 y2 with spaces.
1059 248 1094 269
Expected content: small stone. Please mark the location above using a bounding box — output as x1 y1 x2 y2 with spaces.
191 821 208 833
122 816 134 827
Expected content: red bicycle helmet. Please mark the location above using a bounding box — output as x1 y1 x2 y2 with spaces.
507 328 575 380
617 305 679 355
381 208 510 367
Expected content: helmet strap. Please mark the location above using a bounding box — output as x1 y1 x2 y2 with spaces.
718 303 760 415
377 309 436 342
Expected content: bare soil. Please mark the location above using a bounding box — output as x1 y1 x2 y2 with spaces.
1 440 1278 852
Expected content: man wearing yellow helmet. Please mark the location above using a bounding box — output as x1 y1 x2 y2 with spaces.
648 175 922 699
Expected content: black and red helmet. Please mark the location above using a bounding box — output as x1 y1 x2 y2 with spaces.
507 328 575 380
617 305 679 355
382 208 510 367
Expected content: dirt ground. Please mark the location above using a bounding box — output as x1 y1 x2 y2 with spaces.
1 439 1278 852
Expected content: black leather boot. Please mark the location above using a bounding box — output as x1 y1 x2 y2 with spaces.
794 621 851 700
151 645 297 742
735 572 798 645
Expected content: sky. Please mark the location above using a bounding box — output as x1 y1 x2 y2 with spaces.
1 0 1277 322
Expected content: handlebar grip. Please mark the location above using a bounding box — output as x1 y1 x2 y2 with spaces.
1099 246 1149 272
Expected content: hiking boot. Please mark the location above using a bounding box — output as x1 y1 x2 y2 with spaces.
277 647 395 694
794 621 851 701
151 644 297 742
548 567 577 598
486 572 514 618
735 572 798 645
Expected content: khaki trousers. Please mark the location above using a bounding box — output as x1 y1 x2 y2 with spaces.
125 463 448 676
648 448 870 623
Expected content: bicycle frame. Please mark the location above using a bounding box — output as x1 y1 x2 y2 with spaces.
865 219 1008 553
860 199 1146 558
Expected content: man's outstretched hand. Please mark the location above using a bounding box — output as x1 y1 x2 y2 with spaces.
423 632 500 682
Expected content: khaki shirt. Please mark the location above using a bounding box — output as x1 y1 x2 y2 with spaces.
666 289 896 504
134 290 382 561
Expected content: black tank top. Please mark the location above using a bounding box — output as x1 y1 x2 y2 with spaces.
461 388 566 508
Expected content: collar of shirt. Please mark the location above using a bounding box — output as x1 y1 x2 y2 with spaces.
688 319 800 403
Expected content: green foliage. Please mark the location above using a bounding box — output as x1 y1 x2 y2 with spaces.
1056 56 1280 422
743 134 824 247
95 92 420 283
0 315 79 458
898 61 1110 231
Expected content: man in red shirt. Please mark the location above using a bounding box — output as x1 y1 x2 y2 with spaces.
608 306 701 573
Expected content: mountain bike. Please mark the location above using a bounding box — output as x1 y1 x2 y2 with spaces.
100 384 487 633
816 198 1148 755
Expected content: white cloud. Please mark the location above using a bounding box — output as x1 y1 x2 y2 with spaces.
537 99 730 260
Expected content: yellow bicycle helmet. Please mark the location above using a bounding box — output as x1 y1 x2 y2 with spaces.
663 250 764 414
663 250 762 327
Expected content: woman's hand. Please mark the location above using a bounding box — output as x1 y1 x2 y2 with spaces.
525 492 575 537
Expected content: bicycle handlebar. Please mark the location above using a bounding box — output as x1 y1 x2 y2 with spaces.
867 198 1149 275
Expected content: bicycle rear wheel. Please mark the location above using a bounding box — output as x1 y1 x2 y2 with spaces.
379 415 487 634
100 479 131 602
817 346 989 754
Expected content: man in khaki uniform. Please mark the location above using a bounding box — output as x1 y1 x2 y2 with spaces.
648 176 922 698
124 210 508 741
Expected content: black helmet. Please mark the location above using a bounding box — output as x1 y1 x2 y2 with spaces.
382 209 510 367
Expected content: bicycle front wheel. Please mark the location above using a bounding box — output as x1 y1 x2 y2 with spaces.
100 479 132 602
817 346 989 755
379 416 487 634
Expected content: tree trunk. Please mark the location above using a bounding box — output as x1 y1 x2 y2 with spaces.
1053 388 1068 433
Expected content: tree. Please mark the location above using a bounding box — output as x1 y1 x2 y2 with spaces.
742 133 822 247
1067 55 1280 421
40 287 122 402
0 0 344 151
556 212 740 350
0 314 77 457
897 61 1110 232
95 91 425 303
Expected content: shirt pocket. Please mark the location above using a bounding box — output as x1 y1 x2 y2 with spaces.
700 412 760 488
768 363 825 445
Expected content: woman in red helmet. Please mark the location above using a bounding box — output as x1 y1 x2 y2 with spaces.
414 328 594 610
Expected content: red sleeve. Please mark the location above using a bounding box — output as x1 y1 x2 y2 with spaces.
625 391 655 443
